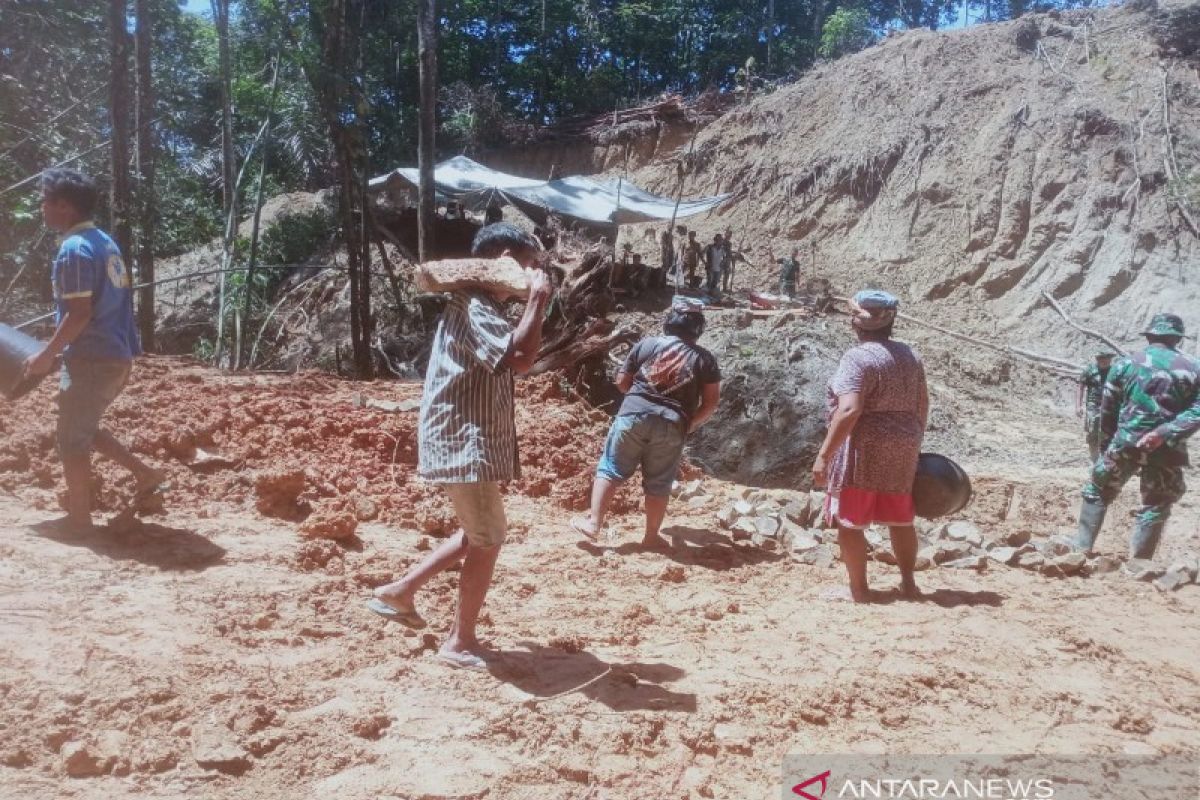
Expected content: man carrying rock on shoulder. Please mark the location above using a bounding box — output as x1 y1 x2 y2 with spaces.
368 223 553 672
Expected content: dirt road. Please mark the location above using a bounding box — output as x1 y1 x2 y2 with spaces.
1 463 1197 798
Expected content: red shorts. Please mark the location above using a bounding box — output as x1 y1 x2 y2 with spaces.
825 486 915 529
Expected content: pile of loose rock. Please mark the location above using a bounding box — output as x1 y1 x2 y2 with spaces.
713 491 1200 592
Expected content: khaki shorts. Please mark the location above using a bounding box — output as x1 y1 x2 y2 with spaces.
444 482 507 548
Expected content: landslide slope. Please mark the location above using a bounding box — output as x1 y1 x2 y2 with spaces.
629 0 1200 352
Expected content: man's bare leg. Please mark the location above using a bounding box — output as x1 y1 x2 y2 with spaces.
61 452 94 533
94 430 166 490
642 493 670 549
888 524 921 599
571 476 619 539
837 527 872 602
443 541 501 655
373 530 468 616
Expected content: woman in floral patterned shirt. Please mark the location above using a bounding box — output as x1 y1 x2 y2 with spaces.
812 290 929 603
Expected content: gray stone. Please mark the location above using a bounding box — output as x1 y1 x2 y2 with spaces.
943 555 987 571
751 533 779 551
731 518 757 538
61 741 103 778
752 516 780 538
927 522 950 540
998 529 1032 547
987 546 1019 566
754 500 783 516
1123 559 1165 582
1037 535 1075 557
715 506 737 529
192 723 251 775
945 521 983 547
782 497 812 527
732 500 755 517
875 549 898 565
932 540 976 564
912 554 933 571
793 543 839 568
1050 552 1087 576
864 530 886 550
1089 555 1122 575
1015 551 1045 569
917 544 938 564
789 531 822 553
676 479 705 501
1155 567 1193 592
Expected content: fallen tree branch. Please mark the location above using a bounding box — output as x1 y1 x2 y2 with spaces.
1039 291 1126 355
831 296 1083 376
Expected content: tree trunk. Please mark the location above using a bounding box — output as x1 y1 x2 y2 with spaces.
811 0 825 61
134 0 156 351
213 0 234 218
212 0 235 365
108 0 133 261
538 0 548 121
766 0 775 74
416 0 437 263
239 56 281 369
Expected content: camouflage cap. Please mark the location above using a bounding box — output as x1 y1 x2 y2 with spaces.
1142 313 1185 338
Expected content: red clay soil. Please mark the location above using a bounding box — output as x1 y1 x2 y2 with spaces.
0 356 647 537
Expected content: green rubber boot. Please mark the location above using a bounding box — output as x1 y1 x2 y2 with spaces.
1129 517 1167 560
1074 498 1107 554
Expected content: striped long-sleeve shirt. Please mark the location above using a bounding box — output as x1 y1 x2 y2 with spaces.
418 291 519 483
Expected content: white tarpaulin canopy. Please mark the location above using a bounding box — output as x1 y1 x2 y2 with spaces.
369 155 732 226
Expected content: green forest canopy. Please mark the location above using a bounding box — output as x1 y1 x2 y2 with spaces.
1 0 1097 284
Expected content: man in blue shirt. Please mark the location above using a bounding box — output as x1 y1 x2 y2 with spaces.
22 168 165 533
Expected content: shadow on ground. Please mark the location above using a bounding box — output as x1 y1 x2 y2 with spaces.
30 518 226 571
578 524 784 571
493 641 696 713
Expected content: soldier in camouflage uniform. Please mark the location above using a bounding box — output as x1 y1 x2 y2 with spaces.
1075 313 1200 559
1077 351 1116 462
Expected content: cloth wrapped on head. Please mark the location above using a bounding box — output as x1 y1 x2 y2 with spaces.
848 289 899 331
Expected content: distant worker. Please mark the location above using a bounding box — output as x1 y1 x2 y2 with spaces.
721 229 737 293
1077 351 1116 462
681 230 702 289
812 290 929 603
658 229 674 290
484 203 503 226
571 304 721 549
1074 314 1200 560
628 253 646 293
21 168 167 534
704 233 727 295
772 244 801 298
368 222 553 671
611 242 633 289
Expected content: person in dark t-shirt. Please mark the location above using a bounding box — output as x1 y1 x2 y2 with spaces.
571 305 721 549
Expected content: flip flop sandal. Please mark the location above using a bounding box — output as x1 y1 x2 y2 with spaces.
569 517 599 541
366 597 427 629
437 649 491 672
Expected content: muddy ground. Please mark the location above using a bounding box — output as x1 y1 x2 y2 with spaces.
0 350 1197 800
